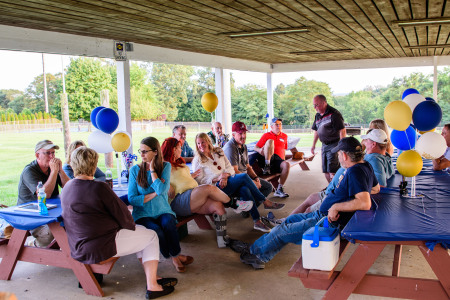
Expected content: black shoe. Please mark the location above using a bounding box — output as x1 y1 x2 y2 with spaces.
226 238 250 254
78 273 103 288
240 249 265 269
262 164 271 175
146 285 175 299
157 278 178 287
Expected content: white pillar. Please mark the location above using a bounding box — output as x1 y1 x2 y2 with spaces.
267 73 274 123
215 68 232 135
433 56 438 102
116 60 132 152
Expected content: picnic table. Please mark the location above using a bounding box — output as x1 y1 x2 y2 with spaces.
289 162 450 299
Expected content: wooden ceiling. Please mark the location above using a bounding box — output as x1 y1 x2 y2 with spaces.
0 0 448 64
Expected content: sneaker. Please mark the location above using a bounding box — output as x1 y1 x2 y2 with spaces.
263 201 285 210
240 249 265 269
232 200 253 213
255 219 271 232
263 212 284 227
241 211 250 219
262 164 271 175
226 237 250 253
274 186 289 198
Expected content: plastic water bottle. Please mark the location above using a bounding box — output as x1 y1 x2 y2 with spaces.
37 182 48 215
105 169 113 189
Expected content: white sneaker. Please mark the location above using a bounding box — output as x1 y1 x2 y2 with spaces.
274 186 289 198
232 200 253 213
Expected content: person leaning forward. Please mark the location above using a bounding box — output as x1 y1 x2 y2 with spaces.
17 140 70 247
311 94 346 183
172 125 194 163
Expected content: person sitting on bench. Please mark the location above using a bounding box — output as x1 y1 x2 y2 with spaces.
61 146 175 299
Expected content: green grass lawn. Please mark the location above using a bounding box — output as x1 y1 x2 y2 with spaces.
0 127 317 206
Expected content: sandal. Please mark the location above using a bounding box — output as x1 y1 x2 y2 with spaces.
180 255 194 266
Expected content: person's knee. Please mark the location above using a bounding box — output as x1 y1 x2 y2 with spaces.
281 161 290 171
160 214 177 229
210 202 226 215
265 139 274 148
31 225 54 247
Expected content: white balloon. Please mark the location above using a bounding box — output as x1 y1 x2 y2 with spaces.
403 93 425 114
415 132 447 159
88 130 114 153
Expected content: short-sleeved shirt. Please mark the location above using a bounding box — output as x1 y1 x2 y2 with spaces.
255 131 288 160
207 131 230 148
364 153 394 186
312 105 345 145
17 160 62 205
181 141 194 158
319 161 378 225
223 137 248 173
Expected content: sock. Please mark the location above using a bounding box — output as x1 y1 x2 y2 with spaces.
213 213 228 248
277 184 283 190
265 160 270 165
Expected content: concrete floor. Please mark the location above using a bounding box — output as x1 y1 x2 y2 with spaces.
0 149 439 300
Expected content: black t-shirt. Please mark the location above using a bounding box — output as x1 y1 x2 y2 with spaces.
319 161 378 225
312 105 345 145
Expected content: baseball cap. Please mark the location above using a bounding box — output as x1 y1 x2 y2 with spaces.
232 121 248 133
361 129 388 144
331 137 363 153
270 117 282 125
35 140 60 153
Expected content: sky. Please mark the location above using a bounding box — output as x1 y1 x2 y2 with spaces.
0 50 437 95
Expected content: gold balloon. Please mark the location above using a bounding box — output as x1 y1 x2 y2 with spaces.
111 132 131 152
201 92 219 113
396 150 423 177
384 101 412 131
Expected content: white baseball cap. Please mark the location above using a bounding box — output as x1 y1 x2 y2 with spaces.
361 129 388 144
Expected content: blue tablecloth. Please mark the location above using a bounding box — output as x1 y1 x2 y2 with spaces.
0 198 62 231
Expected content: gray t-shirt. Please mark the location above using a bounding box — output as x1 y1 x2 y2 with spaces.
223 138 248 173
17 160 62 205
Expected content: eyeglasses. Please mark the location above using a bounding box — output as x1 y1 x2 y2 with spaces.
313 103 320 108
138 149 156 155
213 161 222 170
40 151 56 156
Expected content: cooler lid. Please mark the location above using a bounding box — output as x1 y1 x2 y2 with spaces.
303 226 339 242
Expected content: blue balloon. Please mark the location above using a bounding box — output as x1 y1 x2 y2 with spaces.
96 108 119 134
90 106 105 129
412 101 442 132
425 97 436 102
390 126 417 150
402 88 419 100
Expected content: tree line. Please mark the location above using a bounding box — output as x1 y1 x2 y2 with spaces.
0 57 449 126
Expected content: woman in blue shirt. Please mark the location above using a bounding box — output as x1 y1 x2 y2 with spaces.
128 137 193 273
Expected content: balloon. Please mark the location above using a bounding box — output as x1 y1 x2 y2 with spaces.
412 101 442 132
88 130 114 153
90 106 105 129
425 97 436 102
403 93 425 113
415 132 447 159
390 126 416 150
402 88 419 100
419 128 436 134
96 108 119 134
384 101 412 131
111 131 131 152
201 92 218 113
396 150 423 177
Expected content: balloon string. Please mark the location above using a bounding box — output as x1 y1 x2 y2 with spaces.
211 112 214 123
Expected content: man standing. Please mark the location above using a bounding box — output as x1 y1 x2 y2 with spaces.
311 94 346 183
254 118 292 198
18 140 70 247
240 137 379 269
433 123 450 171
207 121 230 148
172 125 194 163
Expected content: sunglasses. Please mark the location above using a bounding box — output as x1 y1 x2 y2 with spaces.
213 161 222 170
138 149 156 155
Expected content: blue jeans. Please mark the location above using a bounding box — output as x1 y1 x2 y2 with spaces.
250 211 329 262
218 173 266 221
136 214 181 259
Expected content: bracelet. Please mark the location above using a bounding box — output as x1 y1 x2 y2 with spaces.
252 176 258 180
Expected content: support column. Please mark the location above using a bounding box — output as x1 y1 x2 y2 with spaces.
214 68 232 135
267 73 274 123
433 56 438 102
116 60 132 153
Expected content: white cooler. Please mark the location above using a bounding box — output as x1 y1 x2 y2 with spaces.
302 217 340 271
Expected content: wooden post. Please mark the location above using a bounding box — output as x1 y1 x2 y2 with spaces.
101 89 114 169
60 93 71 157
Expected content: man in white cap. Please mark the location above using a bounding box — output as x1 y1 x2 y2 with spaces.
361 129 394 187
17 140 70 247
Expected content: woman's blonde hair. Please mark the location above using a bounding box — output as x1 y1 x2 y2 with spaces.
66 140 86 165
195 132 223 163
71 146 98 177
369 119 393 155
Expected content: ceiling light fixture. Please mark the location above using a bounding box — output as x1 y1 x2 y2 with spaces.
393 17 450 27
290 49 352 55
406 44 450 49
227 27 309 38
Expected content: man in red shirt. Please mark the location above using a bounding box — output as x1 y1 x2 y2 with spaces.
254 118 292 198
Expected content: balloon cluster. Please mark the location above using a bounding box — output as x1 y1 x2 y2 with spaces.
384 89 446 177
88 106 132 154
